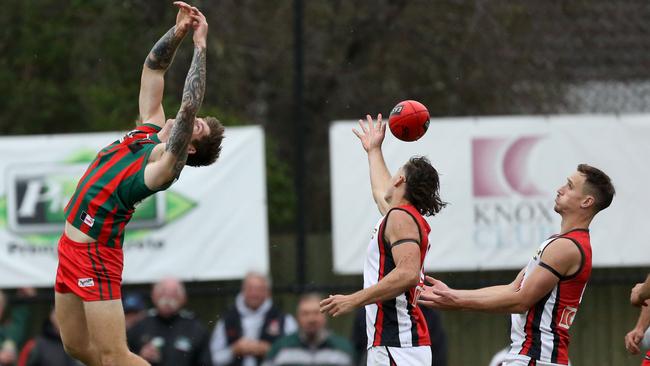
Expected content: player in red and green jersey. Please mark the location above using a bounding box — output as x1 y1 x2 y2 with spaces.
54 3 223 366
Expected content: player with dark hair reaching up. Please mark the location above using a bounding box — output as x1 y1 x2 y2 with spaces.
53 3 223 366
320 114 446 365
420 164 615 366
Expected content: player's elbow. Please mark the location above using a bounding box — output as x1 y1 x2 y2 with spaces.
397 269 420 289
511 303 529 314
407 275 420 289
511 296 534 314
180 99 201 117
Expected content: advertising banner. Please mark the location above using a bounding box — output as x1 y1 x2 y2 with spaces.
0 126 268 287
331 115 647 273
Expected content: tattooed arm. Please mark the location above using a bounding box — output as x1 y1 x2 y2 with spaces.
138 1 195 127
144 9 208 190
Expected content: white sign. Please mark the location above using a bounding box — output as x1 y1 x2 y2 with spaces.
0 126 269 287
331 114 646 273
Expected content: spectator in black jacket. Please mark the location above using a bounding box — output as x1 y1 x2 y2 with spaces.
127 278 212 366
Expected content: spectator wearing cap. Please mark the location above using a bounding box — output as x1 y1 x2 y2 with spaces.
123 292 147 330
127 278 212 366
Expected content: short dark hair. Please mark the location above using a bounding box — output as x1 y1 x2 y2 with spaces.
186 116 225 167
403 156 447 216
577 163 615 213
298 292 323 305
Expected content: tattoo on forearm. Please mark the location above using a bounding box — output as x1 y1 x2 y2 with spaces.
166 46 207 176
145 26 184 70
180 46 206 114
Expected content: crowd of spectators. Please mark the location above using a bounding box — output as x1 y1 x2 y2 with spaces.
1 273 449 366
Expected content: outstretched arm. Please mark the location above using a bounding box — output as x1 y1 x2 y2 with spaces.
420 239 581 314
353 114 392 215
144 9 207 190
138 1 195 127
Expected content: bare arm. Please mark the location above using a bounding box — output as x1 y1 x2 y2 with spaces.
437 268 525 301
636 304 650 331
367 149 392 215
144 10 207 189
453 267 556 314
139 2 194 127
421 239 581 314
320 210 422 316
418 269 525 313
346 245 420 308
353 114 392 215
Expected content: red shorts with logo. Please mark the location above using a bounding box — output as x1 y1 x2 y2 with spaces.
643 351 650 366
54 232 123 301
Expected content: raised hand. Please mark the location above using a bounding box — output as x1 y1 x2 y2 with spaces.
189 8 208 47
173 1 194 34
353 114 386 152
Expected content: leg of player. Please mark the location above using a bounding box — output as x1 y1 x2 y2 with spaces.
55 292 101 365
84 299 150 366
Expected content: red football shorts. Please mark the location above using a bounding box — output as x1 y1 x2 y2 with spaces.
643 351 650 366
54 232 123 301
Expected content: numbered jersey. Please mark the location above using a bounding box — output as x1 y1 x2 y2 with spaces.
364 204 431 349
64 124 162 248
509 229 592 365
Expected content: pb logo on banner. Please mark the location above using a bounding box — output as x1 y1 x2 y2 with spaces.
471 136 555 251
5 163 165 235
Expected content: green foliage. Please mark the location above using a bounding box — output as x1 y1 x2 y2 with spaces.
0 0 588 232
265 137 296 231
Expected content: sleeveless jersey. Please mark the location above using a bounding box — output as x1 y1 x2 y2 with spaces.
509 229 592 365
364 204 431 348
64 124 162 249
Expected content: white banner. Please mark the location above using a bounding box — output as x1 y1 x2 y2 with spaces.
331 114 648 273
0 126 269 287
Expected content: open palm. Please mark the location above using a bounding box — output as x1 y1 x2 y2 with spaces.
353 113 386 152
421 275 450 300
